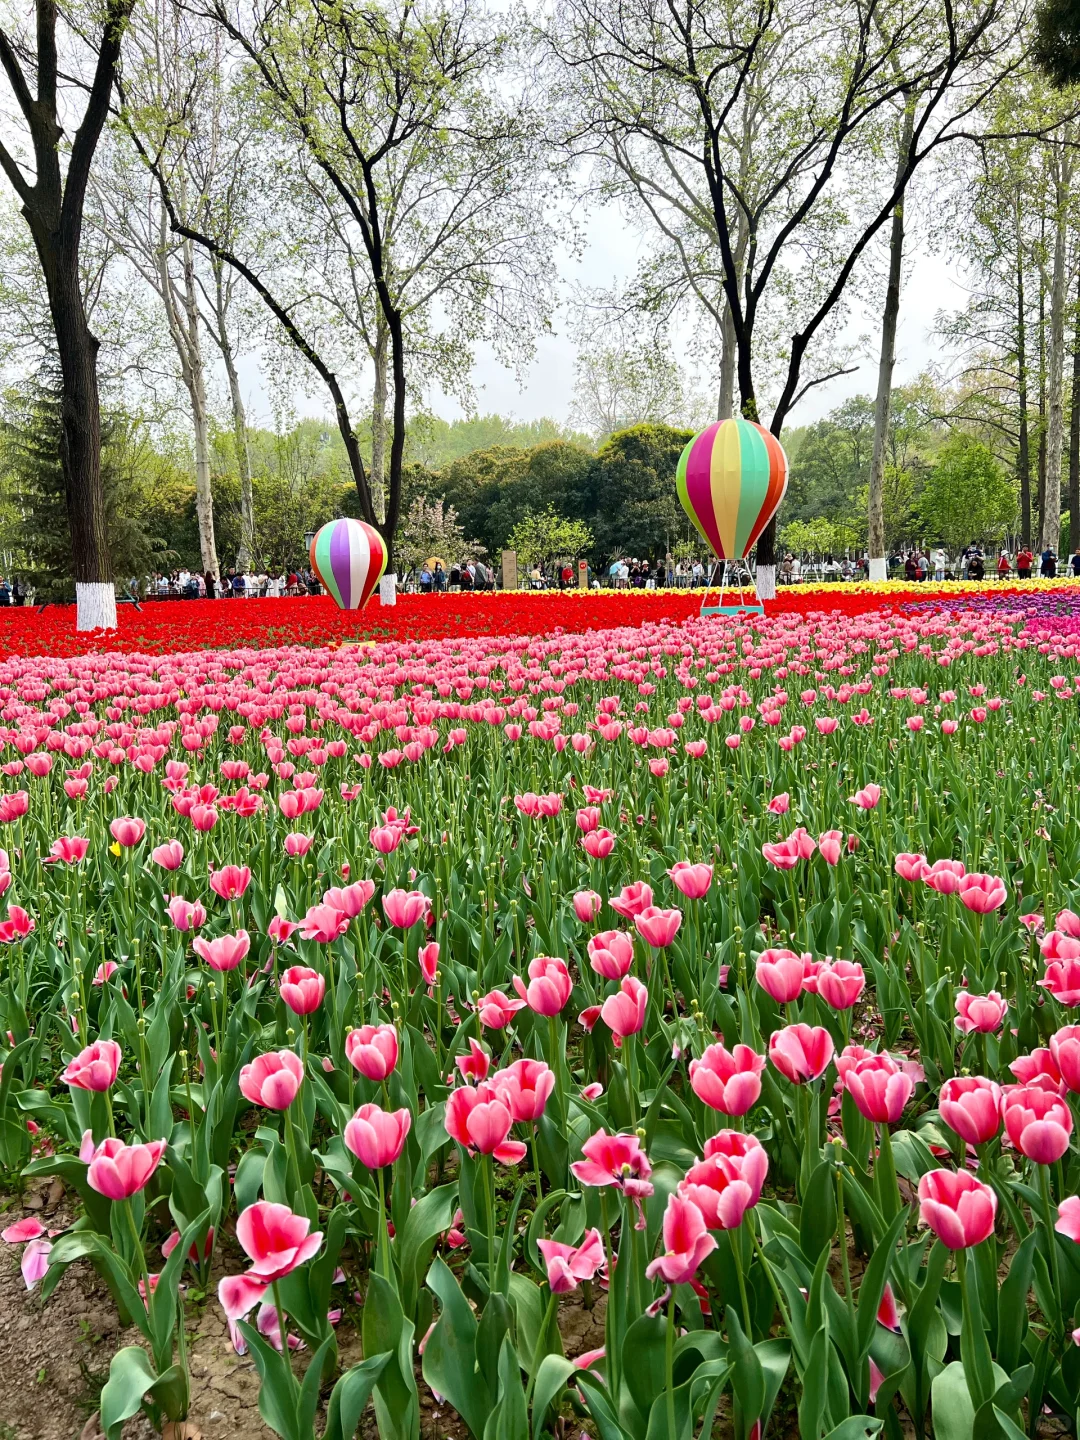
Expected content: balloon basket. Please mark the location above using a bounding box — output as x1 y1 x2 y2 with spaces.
699 561 763 617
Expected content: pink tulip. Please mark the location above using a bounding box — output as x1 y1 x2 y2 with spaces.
2 904 34 939
236 1201 323 1281
209 864 251 901
1050 1027 1080 1092
848 784 881 809
279 965 325 1016
1010 1048 1063 1091
767 793 790 815
455 1038 491 1083
668 861 713 899
1058 909 1080 939
476 989 526 1029
1002 1084 1073 1164
958 873 1007 914
679 1132 768 1230
345 1024 399 1080
600 976 648 1038
419 941 440 986
193 929 250 971
444 1082 527 1163
109 816 146 847
587 930 635 980
344 1103 412 1168
166 895 206 932
841 1053 913 1124
582 828 615 859
572 890 602 923
151 840 185 870
61 1039 121 1092
382 888 429 929
300 903 349 943
86 1136 166 1199
324 879 376 919
369 825 402 854
576 806 601 834
240 1050 304 1109
924 859 966 895
284 832 313 858
633 906 682 948
688 1043 765 1117
492 1058 555 1122
1056 1196 1080 1243
815 716 839 735
918 1169 997 1249
815 959 865 1011
817 829 842 866
571 1128 653 1190
268 916 299 945
761 836 801 869
939 1076 1002 1145
537 1228 604 1293
513 956 573 1016
49 836 89 865
894 852 929 882
645 1193 717 1284
608 882 653 919
954 989 1007 1034
768 1024 834 1084
94 961 119 986
755 949 807 1004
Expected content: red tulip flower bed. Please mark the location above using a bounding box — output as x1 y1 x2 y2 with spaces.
3 581 1071 660
2 600 1080 1439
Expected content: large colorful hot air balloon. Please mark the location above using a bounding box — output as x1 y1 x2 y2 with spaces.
309 518 387 610
676 418 788 561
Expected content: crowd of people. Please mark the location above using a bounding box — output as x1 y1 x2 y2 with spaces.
414 559 496 593
134 568 324 600
887 544 1080 582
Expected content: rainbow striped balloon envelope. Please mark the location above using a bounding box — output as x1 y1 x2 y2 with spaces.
309 517 387 610
676 418 789 561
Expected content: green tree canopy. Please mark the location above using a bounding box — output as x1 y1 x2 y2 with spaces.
507 507 592 570
583 422 693 560
917 434 1017 552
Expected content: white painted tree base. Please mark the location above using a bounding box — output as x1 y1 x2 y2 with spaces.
868 557 888 582
756 564 776 601
379 573 398 606
76 582 117 631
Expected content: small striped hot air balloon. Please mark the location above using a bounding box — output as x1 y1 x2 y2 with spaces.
309 518 387 610
676 418 788 561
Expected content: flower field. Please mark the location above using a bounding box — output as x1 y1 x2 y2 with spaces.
3 592 1080 1439
2 578 1079 659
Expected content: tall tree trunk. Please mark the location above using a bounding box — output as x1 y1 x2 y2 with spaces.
51 260 115 628
211 262 256 569
1038 219 1047 529
370 319 388 526
0 0 132 630
867 104 914 582
223 344 255 570
158 212 220 581
1070 267 1080 553
181 239 220 578
1041 136 1072 554
718 301 735 421
1016 189 1032 548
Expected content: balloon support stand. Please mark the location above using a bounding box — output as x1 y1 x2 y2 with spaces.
699 561 763 616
